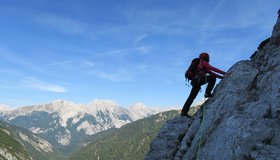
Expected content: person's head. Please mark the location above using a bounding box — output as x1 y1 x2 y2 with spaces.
199 52 210 62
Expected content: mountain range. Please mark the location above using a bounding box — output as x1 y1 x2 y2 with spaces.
0 99 169 156
69 110 180 160
0 121 61 160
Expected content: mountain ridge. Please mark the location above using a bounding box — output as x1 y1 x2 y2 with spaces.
0 99 170 156
145 9 280 160
69 110 180 160
0 121 60 160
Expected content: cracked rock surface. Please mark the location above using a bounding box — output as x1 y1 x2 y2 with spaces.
145 9 280 160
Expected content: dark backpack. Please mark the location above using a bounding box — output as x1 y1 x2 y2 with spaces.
185 58 200 81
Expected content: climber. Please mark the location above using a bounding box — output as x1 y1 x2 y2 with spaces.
181 52 226 117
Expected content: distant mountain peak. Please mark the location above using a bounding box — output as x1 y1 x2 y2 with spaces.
49 99 75 106
130 103 154 114
89 99 118 107
88 99 121 112
0 98 165 155
0 104 11 111
129 103 159 120
130 102 149 110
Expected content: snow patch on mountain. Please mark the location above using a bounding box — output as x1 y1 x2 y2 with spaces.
29 127 40 134
0 148 19 160
0 105 12 112
29 127 45 134
1 98 170 153
89 99 119 111
33 136 53 153
19 132 53 153
0 128 11 136
56 129 71 146
77 121 97 135
59 110 80 127
88 99 138 128
53 101 89 128
129 103 158 119
72 114 85 124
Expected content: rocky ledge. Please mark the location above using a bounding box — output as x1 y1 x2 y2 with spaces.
145 9 280 160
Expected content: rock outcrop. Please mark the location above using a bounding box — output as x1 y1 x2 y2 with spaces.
145 9 280 160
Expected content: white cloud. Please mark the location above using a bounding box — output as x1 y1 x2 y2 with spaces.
35 13 87 35
0 68 23 77
99 46 152 58
43 60 72 67
0 46 46 74
23 77 67 93
133 34 150 45
93 69 133 82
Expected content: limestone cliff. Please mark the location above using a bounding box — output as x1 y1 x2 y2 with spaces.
145 9 280 160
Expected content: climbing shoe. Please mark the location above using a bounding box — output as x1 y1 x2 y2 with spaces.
204 93 214 98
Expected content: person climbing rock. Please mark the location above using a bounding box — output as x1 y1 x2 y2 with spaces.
181 52 226 117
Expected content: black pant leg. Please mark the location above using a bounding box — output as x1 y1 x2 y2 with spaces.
182 85 201 114
205 75 216 94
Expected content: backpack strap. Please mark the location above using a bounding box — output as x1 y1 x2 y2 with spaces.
197 59 205 76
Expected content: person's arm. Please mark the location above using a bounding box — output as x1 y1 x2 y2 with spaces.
202 61 226 75
208 70 224 79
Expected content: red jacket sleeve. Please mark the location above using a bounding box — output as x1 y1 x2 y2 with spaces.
208 70 224 79
201 61 226 78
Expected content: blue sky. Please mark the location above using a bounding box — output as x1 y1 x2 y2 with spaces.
0 0 279 108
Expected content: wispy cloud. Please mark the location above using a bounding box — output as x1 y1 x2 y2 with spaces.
133 34 150 45
43 60 72 67
35 13 87 35
195 0 278 40
99 46 152 58
23 77 67 93
78 46 153 82
77 58 150 82
0 46 46 74
93 69 133 82
63 48 93 54
0 68 23 77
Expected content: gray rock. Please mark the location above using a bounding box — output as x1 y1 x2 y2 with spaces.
146 9 280 160
145 116 193 160
271 9 280 46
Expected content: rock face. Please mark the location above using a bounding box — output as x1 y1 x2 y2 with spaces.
145 10 280 160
